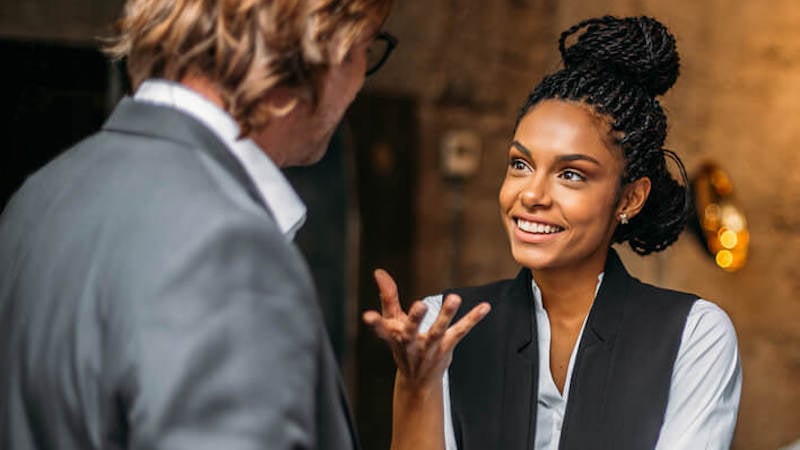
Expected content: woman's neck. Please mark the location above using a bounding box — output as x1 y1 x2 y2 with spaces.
533 257 607 320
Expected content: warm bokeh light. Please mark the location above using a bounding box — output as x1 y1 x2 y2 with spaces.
693 162 749 272
710 168 733 196
716 250 734 269
720 203 746 231
703 204 721 230
711 228 749 272
719 229 738 249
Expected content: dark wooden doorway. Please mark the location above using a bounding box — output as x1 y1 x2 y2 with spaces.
346 92 418 450
0 39 123 209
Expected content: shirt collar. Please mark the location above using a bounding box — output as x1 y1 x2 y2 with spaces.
133 79 306 239
531 272 605 313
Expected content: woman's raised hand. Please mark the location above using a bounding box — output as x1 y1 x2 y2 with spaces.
362 268 491 389
362 269 490 450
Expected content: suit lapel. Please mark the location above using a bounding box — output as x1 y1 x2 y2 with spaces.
559 248 632 449
102 98 269 213
500 269 538 450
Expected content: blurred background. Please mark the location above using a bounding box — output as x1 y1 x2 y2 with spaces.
1 0 798 448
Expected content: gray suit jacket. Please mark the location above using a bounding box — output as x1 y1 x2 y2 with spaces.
0 99 359 449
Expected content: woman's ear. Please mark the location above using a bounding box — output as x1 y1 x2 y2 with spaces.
617 176 651 220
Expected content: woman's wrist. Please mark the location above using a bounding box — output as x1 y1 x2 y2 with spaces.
391 373 446 450
394 372 443 400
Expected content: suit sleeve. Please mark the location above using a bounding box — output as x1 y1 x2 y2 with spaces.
116 217 321 450
655 300 742 450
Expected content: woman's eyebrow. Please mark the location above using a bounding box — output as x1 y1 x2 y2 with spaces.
511 140 531 157
512 140 601 166
556 154 601 165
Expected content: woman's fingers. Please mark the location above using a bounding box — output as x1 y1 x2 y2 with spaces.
442 302 491 349
370 268 430 344
362 310 394 341
366 296 491 348
374 268 402 318
362 301 427 346
403 300 428 335
425 294 462 340
365 272 493 381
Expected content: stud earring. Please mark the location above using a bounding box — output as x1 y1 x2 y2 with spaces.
619 212 629 225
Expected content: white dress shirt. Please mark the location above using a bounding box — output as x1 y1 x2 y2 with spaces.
133 79 306 239
421 274 742 450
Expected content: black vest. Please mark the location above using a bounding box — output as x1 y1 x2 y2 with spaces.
444 249 696 450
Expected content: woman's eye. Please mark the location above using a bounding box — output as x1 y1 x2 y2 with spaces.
509 158 529 171
560 169 586 182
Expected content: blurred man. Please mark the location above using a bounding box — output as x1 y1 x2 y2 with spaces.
0 0 394 448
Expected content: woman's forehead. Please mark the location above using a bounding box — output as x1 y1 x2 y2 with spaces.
515 100 620 157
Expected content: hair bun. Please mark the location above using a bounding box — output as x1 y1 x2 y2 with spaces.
558 16 679 97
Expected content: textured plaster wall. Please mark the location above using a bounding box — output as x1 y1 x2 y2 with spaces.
370 1 800 448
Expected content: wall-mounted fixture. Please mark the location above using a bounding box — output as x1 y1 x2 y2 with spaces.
691 162 749 272
440 130 482 181
440 130 482 285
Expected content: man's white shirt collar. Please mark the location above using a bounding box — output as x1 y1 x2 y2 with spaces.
133 79 306 239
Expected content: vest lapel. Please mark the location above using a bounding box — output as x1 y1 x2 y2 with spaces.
449 250 694 450
500 269 539 450
558 249 631 449
447 270 540 450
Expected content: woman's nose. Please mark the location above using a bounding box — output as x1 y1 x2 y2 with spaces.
519 180 551 208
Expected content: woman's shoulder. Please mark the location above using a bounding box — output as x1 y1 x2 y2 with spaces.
630 278 737 336
684 299 738 344
629 276 699 304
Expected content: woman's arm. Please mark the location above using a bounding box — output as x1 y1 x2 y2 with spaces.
655 300 742 450
363 270 490 450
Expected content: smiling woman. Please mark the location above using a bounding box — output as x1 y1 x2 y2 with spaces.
364 15 742 450
499 100 649 279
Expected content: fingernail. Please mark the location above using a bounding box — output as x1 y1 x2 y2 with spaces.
446 295 461 305
479 304 491 315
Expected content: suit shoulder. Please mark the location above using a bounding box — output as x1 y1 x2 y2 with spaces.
82 130 271 227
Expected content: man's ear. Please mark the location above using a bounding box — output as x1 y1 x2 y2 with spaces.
617 176 651 220
263 86 300 118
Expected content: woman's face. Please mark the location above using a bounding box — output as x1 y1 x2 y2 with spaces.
499 99 632 275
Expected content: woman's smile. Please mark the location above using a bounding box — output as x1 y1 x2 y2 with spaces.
515 218 564 234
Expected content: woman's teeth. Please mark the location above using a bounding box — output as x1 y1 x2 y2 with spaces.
517 219 562 234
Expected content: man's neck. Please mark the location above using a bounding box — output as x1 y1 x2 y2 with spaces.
177 73 296 167
179 73 227 110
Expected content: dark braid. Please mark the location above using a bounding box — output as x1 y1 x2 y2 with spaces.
516 15 689 255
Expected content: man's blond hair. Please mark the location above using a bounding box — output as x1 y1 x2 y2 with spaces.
106 0 392 134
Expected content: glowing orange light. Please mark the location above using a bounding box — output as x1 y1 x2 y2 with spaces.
719 229 738 249
692 162 749 272
716 250 734 269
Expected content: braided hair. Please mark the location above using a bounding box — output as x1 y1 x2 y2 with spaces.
517 16 689 255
